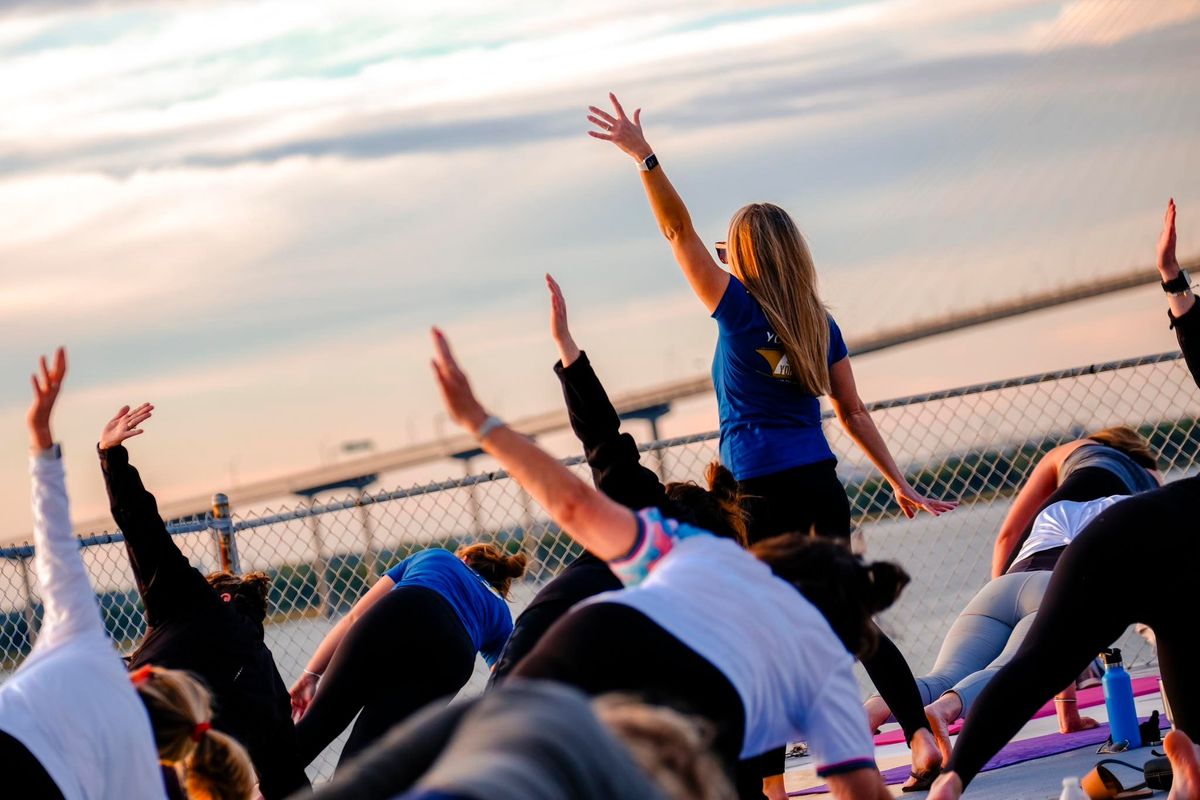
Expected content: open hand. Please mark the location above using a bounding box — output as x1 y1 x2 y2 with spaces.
546 274 581 367
587 93 652 162
894 482 958 518
28 347 67 451
431 327 488 433
1159 198 1179 278
99 403 154 450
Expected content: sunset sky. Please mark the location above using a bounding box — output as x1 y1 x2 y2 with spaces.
1 0 1198 539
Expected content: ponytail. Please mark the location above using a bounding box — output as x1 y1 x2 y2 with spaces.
132 666 256 799
186 728 256 800
664 461 750 546
457 543 528 598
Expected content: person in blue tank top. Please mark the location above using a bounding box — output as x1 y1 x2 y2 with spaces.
587 93 957 794
289 542 526 769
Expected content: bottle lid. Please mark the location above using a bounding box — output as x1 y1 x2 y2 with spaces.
1103 648 1123 666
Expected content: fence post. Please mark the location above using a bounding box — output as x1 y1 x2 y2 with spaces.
17 554 37 646
355 494 378 583
306 499 333 618
210 493 241 574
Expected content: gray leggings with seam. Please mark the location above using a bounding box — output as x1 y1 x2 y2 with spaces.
913 571 1051 714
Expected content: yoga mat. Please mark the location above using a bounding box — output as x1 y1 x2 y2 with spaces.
792 713 1169 797
871 675 1161 747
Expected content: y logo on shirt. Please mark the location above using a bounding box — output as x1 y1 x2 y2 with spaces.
756 333 795 381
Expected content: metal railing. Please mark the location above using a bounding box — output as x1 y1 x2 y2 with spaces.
0 350 1195 781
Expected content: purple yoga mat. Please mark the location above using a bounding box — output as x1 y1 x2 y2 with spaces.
790 715 1169 796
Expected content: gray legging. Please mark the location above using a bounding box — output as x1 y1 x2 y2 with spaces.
914 571 1051 713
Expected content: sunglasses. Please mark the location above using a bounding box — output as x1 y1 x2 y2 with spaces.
714 241 728 264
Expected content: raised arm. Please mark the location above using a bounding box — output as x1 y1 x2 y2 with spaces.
990 447 1064 578
1159 199 1200 387
26 348 106 650
547 274 667 510
432 327 638 560
827 356 958 519
587 93 730 312
98 404 215 627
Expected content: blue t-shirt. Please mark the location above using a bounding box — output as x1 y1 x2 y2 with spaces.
711 276 848 480
385 549 514 667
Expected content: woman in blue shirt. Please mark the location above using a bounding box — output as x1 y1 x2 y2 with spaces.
586 94 957 792
289 543 525 769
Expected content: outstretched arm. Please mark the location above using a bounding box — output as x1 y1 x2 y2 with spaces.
290 573 395 721
547 275 667 510
587 94 729 312
828 357 958 519
990 448 1063 577
98 405 214 627
26 348 106 649
432 327 637 560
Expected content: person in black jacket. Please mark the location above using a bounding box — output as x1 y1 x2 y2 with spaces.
488 274 751 684
98 404 311 799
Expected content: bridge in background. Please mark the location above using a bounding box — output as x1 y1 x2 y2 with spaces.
62 256 1196 537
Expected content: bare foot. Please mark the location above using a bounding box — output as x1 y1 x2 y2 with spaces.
925 703 957 767
864 695 891 732
1166 730 1200 800
928 770 963 800
901 728 944 790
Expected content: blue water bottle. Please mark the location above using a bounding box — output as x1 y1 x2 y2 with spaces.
1103 648 1141 749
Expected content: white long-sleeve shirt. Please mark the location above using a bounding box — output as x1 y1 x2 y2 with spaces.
0 448 164 800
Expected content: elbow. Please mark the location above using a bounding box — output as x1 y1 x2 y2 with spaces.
552 478 598 539
658 215 694 243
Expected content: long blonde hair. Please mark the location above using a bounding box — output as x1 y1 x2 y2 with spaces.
727 203 832 395
132 666 257 800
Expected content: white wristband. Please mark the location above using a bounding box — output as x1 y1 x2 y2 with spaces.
303 669 322 680
474 415 505 442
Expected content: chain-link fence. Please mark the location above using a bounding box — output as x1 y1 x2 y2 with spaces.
1 351 1196 781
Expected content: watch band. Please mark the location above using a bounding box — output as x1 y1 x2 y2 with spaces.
637 153 659 172
1161 270 1192 295
474 415 506 442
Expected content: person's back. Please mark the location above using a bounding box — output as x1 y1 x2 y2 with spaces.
386 548 514 662
712 275 847 480
99 435 308 799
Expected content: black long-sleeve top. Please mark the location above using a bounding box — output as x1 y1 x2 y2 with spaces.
1171 303 1200 389
529 353 668 599
100 445 311 798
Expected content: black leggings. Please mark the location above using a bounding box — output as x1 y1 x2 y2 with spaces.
295 586 476 769
0 730 65 800
511 602 768 798
488 554 621 686
739 459 853 542
741 460 931 746
1003 465 1137 573
948 476 1200 787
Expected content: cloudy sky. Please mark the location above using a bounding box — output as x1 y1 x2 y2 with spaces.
1 0 1198 539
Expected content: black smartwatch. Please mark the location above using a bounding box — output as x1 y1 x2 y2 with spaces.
1161 270 1192 295
637 153 659 172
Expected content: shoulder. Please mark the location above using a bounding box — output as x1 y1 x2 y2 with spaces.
711 274 761 332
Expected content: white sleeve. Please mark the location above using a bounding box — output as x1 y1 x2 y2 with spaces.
805 653 877 778
29 449 106 649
